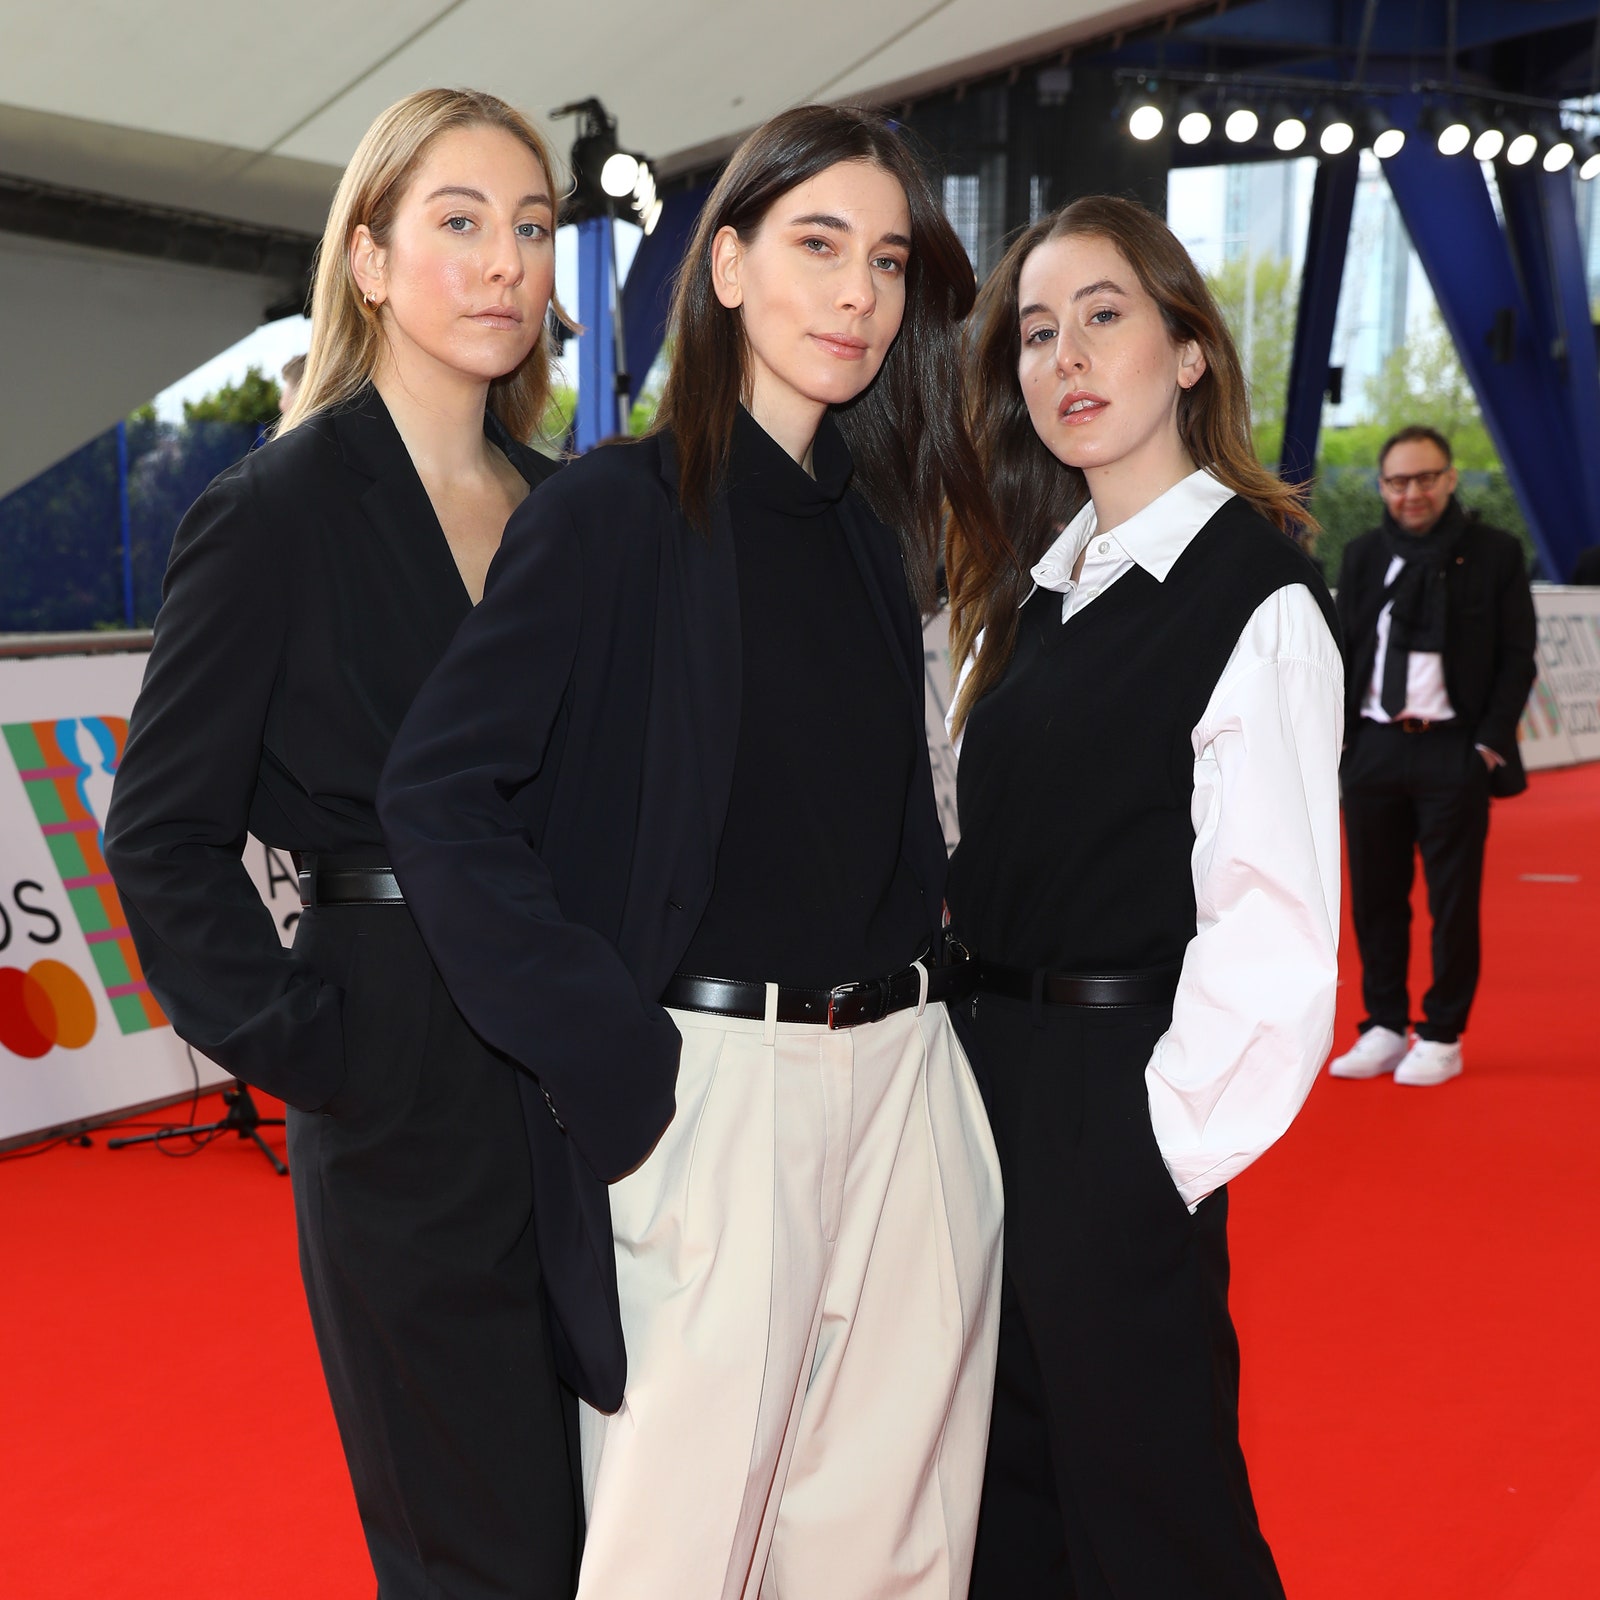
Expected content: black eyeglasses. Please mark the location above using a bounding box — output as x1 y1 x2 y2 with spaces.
1379 469 1448 493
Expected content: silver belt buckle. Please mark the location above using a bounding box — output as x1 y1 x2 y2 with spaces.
827 980 867 1030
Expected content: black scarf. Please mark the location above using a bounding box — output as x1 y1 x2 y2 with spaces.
1378 497 1466 715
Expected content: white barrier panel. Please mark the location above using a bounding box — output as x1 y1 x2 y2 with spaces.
0 646 300 1146
1520 585 1600 771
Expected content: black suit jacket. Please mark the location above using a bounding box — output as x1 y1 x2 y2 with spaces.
1335 508 1538 796
377 430 949 1410
105 386 557 1113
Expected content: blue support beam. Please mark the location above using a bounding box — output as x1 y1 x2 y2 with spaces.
1378 94 1600 579
575 215 618 453
1280 150 1359 489
619 184 710 409
116 418 133 627
1494 164 1600 576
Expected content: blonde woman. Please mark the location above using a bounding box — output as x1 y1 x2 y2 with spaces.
105 89 580 1596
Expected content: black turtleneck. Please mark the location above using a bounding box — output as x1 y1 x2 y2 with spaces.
678 407 927 989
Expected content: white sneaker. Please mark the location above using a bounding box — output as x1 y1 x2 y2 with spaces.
1327 1025 1409 1079
1394 1038 1463 1086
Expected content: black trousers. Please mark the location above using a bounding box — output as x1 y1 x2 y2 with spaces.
1341 718 1492 1042
287 904 579 1600
956 993 1283 1600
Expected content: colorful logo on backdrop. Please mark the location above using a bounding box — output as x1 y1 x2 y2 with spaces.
0 960 97 1058
2 718 168 1039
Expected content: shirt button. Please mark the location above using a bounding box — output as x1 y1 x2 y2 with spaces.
1097 541 1109 554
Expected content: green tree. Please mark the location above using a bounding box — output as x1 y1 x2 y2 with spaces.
1205 254 1297 455
182 365 282 427
1359 307 1495 462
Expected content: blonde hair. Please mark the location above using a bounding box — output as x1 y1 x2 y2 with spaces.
280 87 576 443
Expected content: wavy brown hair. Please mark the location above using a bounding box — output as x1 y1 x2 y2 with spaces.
652 104 1001 612
280 87 577 445
946 194 1314 737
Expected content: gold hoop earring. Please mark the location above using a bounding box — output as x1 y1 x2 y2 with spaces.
363 291 377 308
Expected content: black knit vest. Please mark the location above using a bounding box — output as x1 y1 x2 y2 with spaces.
946 496 1337 973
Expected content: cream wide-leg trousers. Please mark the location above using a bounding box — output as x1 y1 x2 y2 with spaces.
575 994 1003 1600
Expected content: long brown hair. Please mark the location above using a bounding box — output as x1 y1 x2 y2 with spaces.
280 87 577 445
946 194 1313 737
652 104 1001 612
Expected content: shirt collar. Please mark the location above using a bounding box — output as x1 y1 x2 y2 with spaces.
1030 468 1236 593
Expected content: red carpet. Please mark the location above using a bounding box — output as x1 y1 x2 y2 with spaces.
2 763 1596 1598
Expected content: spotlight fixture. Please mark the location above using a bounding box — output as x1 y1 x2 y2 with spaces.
1368 111 1406 159
1315 106 1356 156
1271 105 1308 152
1175 95 1212 146
553 96 662 234
1541 127 1576 173
1423 104 1471 156
1579 139 1600 182
1223 101 1259 143
1504 127 1539 166
1470 120 1505 162
1127 94 1165 141
600 151 640 198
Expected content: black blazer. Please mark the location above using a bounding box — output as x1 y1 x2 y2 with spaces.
1335 508 1538 796
377 430 949 1409
104 386 557 1112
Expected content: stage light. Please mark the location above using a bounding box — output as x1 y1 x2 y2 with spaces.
1271 106 1307 152
1465 114 1504 162
1579 140 1600 182
553 97 660 232
1316 107 1355 156
1421 104 1470 156
1505 129 1538 166
1176 95 1212 145
1223 102 1259 143
600 152 640 198
1372 123 1406 159
1542 132 1575 173
1128 99 1165 140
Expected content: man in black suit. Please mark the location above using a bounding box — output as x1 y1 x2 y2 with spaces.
1327 426 1537 1087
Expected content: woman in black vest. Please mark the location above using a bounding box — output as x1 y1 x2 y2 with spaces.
943 196 1344 1598
104 90 582 1597
380 106 1005 1599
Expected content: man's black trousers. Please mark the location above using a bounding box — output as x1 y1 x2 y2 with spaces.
1341 718 1492 1043
286 903 579 1599
956 992 1284 1600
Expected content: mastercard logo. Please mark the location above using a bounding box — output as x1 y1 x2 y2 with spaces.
0 961 98 1058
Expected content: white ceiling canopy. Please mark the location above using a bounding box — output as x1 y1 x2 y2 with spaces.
1 0 1185 224
0 0 1189 495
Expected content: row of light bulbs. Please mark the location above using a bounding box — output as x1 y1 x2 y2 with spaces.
1122 90 1600 181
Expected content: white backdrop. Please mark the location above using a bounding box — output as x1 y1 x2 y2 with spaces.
0 648 300 1145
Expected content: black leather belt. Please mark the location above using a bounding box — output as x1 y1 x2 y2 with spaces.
297 862 405 907
662 954 977 1030
976 961 1184 1009
1373 715 1455 735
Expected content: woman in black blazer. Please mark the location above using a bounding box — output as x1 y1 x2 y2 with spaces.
380 106 1006 1599
104 89 582 1599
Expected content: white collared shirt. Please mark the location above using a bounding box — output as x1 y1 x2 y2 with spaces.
1359 555 1455 722
950 469 1345 1208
